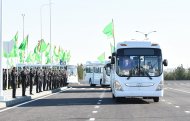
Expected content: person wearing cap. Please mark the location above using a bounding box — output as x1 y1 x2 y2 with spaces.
29 68 34 95
11 67 17 98
21 66 27 96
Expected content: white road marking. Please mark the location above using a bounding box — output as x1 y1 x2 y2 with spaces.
89 118 95 121
94 106 99 109
167 87 190 94
0 88 69 113
175 106 180 108
98 100 102 102
167 102 172 105
92 111 98 114
185 111 190 113
97 102 101 105
161 99 166 102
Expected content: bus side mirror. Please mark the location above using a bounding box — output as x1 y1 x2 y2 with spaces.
163 59 168 66
111 57 115 64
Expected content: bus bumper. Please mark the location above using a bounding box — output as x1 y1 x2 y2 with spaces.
114 90 164 97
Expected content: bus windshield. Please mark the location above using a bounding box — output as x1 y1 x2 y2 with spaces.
67 67 77 76
116 48 162 77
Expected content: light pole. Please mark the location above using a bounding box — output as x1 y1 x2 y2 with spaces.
49 0 52 64
40 4 49 40
21 13 26 62
0 0 4 100
136 31 156 40
40 3 49 64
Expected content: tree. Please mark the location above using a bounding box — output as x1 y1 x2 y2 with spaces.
77 64 84 80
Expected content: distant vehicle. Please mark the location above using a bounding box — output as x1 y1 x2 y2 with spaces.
66 65 78 84
102 63 111 87
84 62 104 87
110 41 168 102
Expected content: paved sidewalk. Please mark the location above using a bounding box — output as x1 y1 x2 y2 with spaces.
0 86 67 108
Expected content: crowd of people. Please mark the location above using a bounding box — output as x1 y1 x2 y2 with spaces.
3 66 68 98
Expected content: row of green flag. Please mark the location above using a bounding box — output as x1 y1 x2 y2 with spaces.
3 32 71 65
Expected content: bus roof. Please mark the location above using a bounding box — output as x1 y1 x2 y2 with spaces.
116 41 160 49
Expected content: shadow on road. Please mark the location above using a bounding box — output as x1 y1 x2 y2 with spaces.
18 97 150 108
111 98 150 104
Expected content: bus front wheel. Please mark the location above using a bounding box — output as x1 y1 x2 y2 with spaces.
153 97 159 102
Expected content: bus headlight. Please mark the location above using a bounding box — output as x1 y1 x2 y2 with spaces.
114 81 123 91
156 80 164 91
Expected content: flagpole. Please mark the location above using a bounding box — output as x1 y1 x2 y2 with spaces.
0 0 5 100
112 19 116 52
21 13 25 63
49 0 52 65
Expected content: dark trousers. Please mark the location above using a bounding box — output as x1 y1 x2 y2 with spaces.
43 79 47 91
39 81 42 92
3 79 7 90
35 79 39 93
22 80 26 96
30 80 33 94
12 82 16 98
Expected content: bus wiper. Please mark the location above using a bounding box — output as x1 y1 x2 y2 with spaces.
145 71 152 80
140 66 152 80
127 71 132 80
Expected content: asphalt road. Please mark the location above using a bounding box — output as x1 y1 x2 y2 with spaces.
0 81 190 121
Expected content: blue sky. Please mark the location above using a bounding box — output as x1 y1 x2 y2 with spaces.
2 0 190 68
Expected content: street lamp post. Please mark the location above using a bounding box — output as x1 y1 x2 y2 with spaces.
21 13 26 62
40 4 49 64
40 4 49 40
49 0 52 64
136 31 156 40
0 0 4 100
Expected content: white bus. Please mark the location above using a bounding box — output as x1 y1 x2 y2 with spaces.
84 62 104 87
110 41 168 102
102 63 111 87
66 65 78 84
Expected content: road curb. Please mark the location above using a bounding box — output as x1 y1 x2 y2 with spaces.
0 87 67 108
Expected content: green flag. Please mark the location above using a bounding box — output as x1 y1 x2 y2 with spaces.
45 43 50 57
10 32 19 57
66 51 71 62
54 46 59 58
97 52 105 63
60 49 65 61
46 56 51 64
19 51 25 63
26 52 33 63
103 22 113 37
3 51 9 58
34 53 41 62
19 35 28 50
13 32 18 43
34 45 39 54
39 39 47 53
9 48 17 57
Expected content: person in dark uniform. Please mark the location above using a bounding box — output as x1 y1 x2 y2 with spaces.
35 68 39 93
11 67 17 98
21 66 27 96
3 69 7 90
43 68 47 91
17 71 21 88
39 69 43 92
8 69 11 89
29 68 34 95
